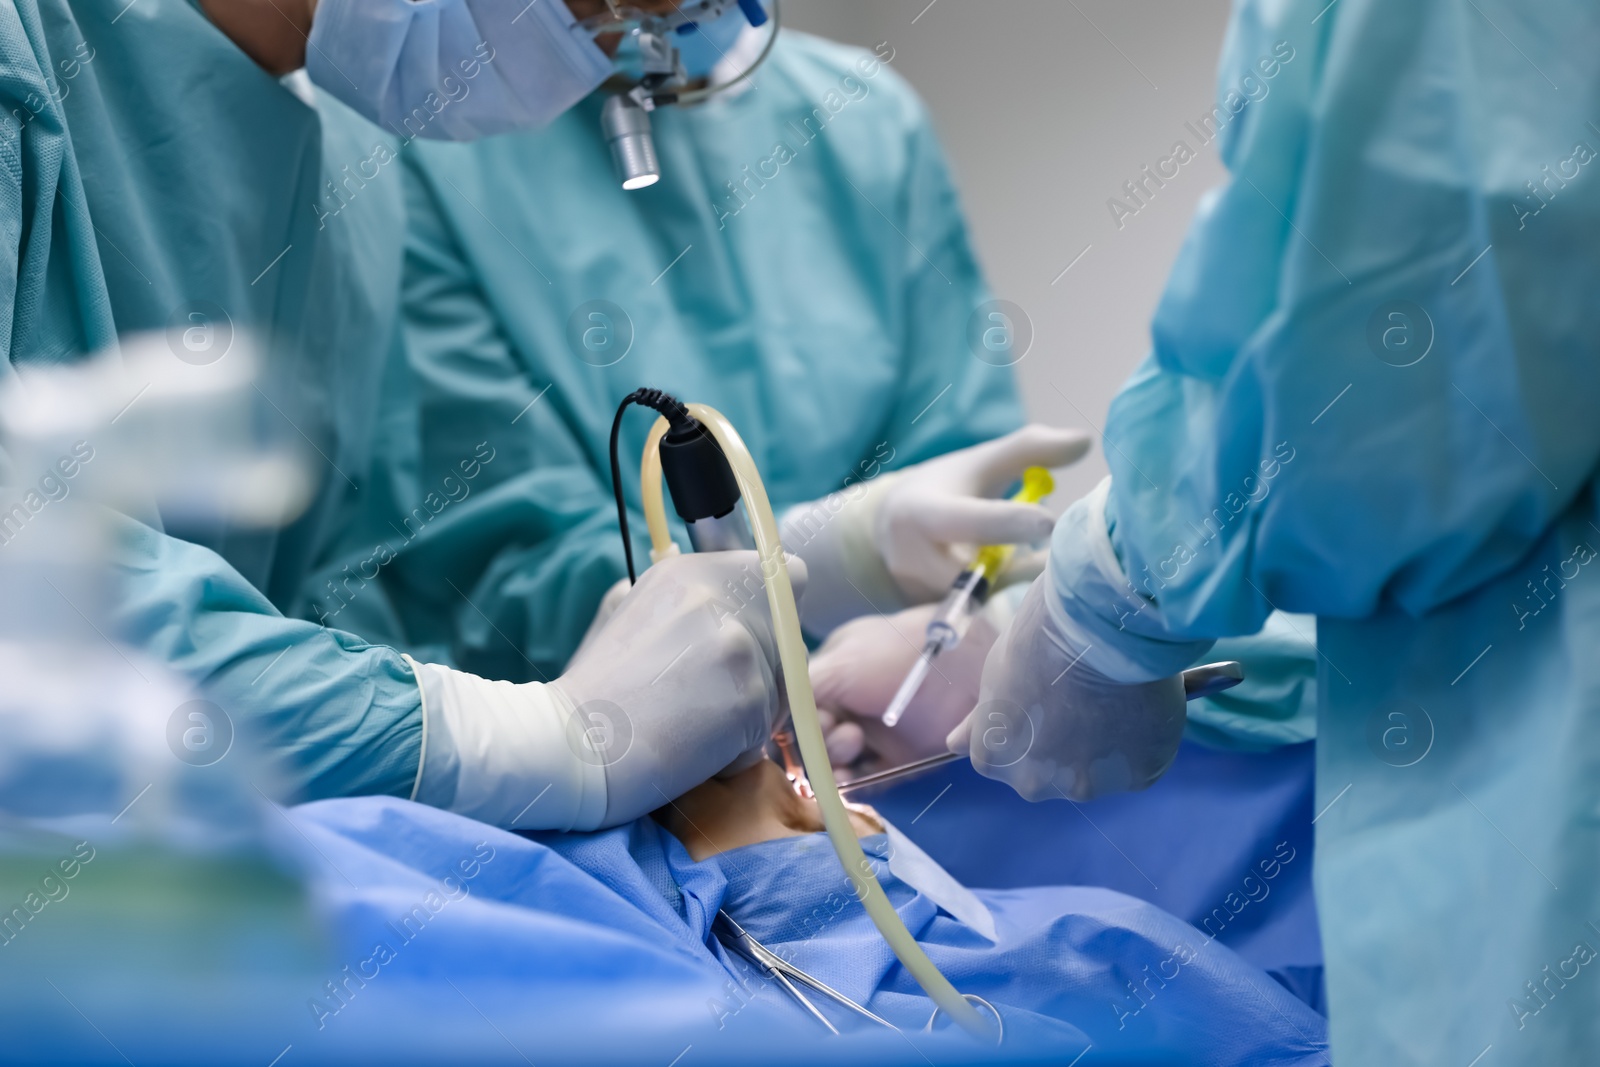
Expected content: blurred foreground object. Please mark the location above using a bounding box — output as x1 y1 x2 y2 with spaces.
0 342 325 1059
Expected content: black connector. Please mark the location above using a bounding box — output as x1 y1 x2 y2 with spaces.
660 417 740 525
609 388 742 583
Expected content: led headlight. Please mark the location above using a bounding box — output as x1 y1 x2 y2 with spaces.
600 94 660 191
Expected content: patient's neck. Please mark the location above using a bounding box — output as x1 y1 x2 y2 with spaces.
655 759 881 861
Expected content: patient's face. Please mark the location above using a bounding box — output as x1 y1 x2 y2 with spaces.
654 758 882 862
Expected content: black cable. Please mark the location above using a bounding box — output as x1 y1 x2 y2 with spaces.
609 396 638 584
610 388 696 584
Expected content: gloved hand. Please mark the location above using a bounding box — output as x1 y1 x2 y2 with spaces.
948 478 1217 801
572 575 632 659
809 597 1008 771
408 550 804 831
875 425 1091 603
948 573 1187 801
781 425 1091 636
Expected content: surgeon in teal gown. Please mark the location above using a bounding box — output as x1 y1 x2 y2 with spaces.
307 28 1026 682
4 1 824 833
0 0 431 799
968 0 1600 1060
3 0 1063 836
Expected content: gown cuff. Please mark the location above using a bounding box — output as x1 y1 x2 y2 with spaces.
406 656 607 830
1047 478 1215 683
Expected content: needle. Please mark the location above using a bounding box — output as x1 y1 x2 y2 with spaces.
882 644 936 728
882 467 1056 730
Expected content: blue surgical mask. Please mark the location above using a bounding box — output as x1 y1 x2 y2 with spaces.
305 0 612 141
674 7 753 78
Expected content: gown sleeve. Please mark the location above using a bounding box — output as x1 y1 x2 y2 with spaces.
333 152 631 684
871 71 1025 465
110 513 425 800
0 8 423 802
1052 0 1600 666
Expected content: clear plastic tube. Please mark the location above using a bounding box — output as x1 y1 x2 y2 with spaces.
643 406 990 1038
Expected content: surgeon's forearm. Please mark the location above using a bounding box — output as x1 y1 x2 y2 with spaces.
211 644 422 803
1043 479 1217 683
109 512 424 802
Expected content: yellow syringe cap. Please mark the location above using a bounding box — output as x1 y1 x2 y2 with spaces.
1015 465 1054 504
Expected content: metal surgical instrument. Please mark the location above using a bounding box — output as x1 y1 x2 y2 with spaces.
713 911 898 1035
839 660 1247 795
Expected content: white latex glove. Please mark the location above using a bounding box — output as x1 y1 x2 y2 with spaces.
809 594 1013 771
573 576 631 659
948 573 1187 801
949 480 1215 801
408 551 805 831
875 425 1091 604
781 425 1091 636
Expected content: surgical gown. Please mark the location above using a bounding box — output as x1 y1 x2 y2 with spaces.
1052 0 1600 1060
0 0 424 799
302 31 1023 681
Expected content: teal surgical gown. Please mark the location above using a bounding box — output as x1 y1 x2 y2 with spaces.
1 0 423 799
1053 0 1600 1060
302 32 1024 682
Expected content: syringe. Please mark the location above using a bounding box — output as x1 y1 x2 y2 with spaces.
881 466 1055 728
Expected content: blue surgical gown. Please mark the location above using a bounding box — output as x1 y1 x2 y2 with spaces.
0 0 423 799
1052 0 1600 1060
301 32 1024 682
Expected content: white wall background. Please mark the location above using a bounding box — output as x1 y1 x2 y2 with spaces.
783 0 1234 502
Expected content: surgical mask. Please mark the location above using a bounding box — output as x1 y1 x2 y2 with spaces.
674 8 751 78
585 0 779 190
304 0 613 141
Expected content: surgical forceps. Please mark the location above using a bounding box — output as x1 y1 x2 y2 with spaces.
712 911 1004 1041
714 910 897 1035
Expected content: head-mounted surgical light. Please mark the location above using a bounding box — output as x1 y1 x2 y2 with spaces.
583 0 781 191
601 94 661 190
